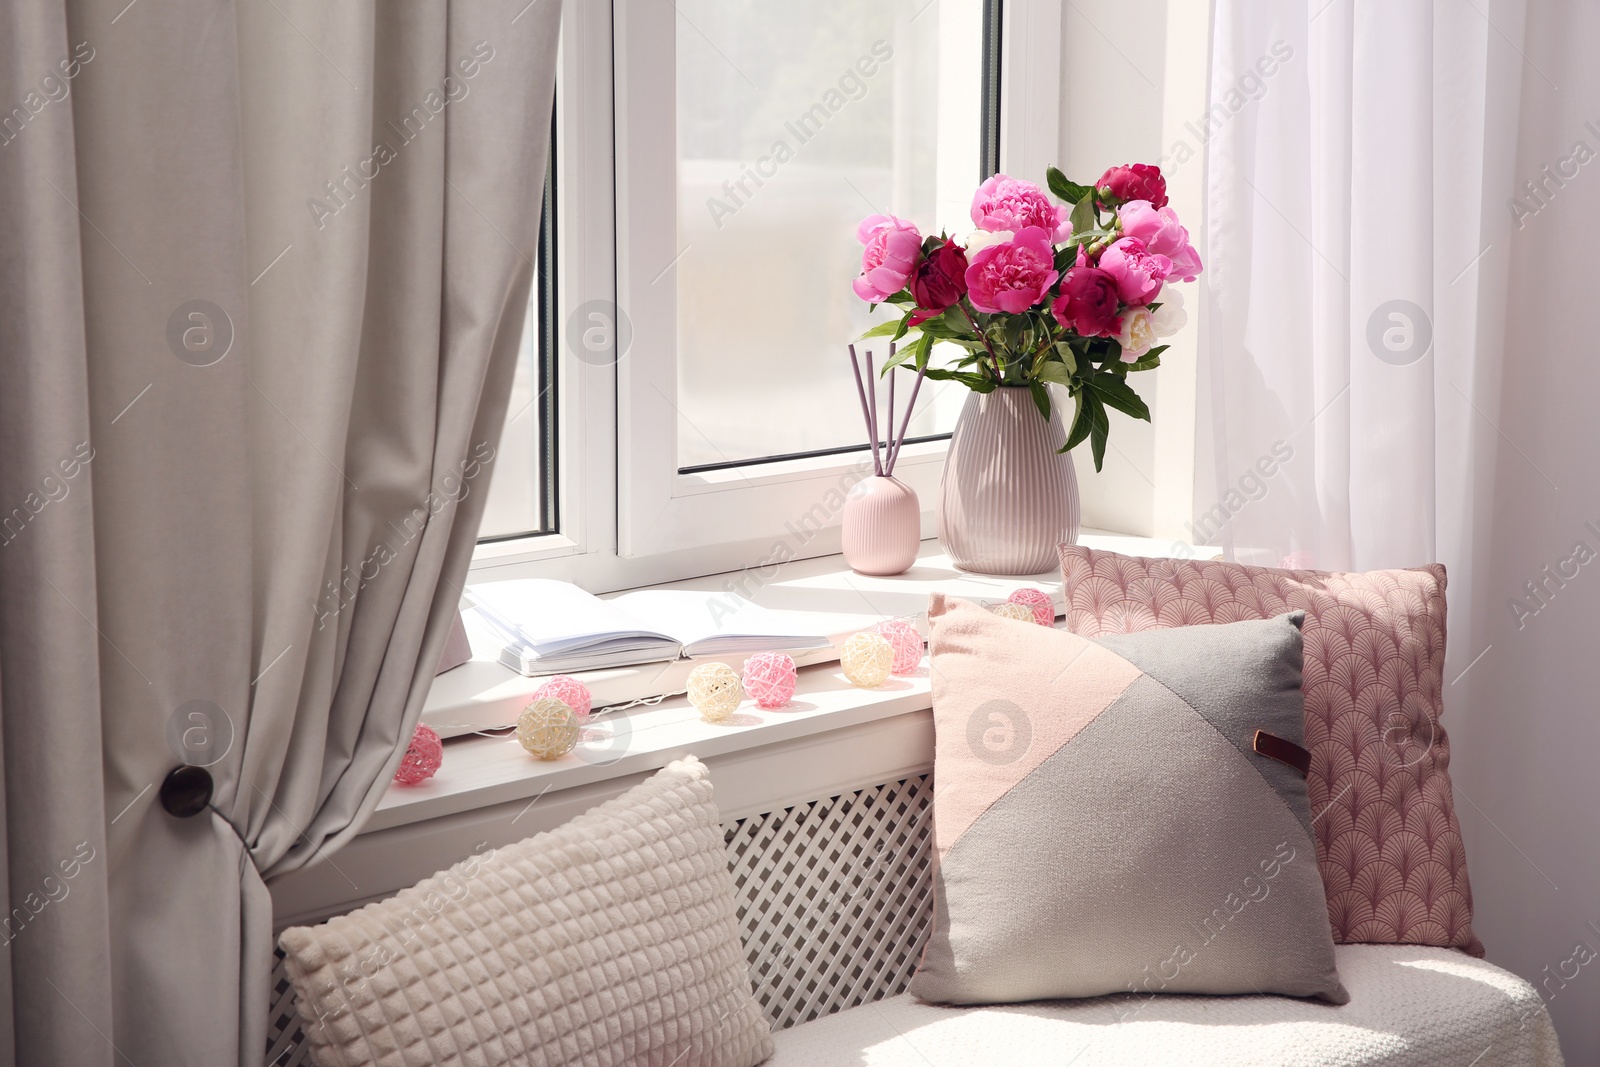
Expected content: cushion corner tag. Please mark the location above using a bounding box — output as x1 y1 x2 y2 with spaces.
1253 729 1311 777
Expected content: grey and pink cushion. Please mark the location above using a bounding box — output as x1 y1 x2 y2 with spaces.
1058 545 1482 956
913 594 1346 1006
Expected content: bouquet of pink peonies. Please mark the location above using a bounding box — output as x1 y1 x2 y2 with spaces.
851 163 1201 471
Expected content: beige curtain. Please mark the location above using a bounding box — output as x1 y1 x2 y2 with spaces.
0 1 561 1062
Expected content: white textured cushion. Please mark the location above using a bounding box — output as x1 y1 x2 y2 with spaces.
771 945 1563 1066
279 757 774 1067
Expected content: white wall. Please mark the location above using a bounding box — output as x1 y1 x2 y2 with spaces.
1056 0 1209 540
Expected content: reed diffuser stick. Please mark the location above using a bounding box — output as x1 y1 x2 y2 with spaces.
865 351 882 476
885 356 896 462
886 368 924 476
847 343 876 474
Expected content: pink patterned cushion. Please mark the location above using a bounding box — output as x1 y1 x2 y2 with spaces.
1058 546 1483 957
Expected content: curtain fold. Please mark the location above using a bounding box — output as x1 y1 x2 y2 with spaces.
0 1 562 1063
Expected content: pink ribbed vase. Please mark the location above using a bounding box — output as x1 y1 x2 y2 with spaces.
841 475 921 576
937 386 1080 574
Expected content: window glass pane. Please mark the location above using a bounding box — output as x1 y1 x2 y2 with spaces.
477 285 547 539
675 0 985 470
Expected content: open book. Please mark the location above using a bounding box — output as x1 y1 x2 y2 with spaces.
466 579 834 676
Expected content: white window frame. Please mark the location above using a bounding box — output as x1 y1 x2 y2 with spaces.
470 0 1063 594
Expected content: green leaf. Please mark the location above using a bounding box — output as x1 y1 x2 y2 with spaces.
1062 390 1093 452
1087 373 1152 422
885 291 913 305
1035 359 1074 387
923 367 995 392
1029 381 1051 420
1070 194 1096 237
914 330 935 371
1046 166 1092 205
880 343 916 373
1058 342 1079 379
946 338 989 353
1125 353 1162 372
856 317 909 342
891 314 913 343
1126 345 1167 373
1090 395 1109 473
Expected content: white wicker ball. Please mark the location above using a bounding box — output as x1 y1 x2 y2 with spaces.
687 662 743 723
990 602 1037 624
841 631 894 688
516 696 579 760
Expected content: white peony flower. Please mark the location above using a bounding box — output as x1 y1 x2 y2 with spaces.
960 229 1012 255
1149 287 1188 337
1116 308 1158 361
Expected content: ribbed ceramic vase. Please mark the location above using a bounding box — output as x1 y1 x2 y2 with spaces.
841 475 921 576
937 386 1080 574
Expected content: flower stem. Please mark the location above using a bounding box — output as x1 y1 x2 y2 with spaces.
959 301 1004 383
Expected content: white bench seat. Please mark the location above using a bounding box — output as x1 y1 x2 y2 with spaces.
770 944 1562 1066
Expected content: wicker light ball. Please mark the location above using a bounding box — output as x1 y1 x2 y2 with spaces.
516 696 579 760
394 724 443 785
533 674 592 721
841 631 894 688
742 652 797 709
687 662 743 722
990 602 1037 624
1007 587 1055 627
871 620 924 674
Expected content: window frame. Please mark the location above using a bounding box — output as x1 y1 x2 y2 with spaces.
471 0 1064 594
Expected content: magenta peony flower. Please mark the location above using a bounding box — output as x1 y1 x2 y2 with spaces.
909 239 969 313
1096 163 1168 208
963 226 1060 314
1051 259 1121 337
1117 200 1203 282
852 214 922 303
1097 236 1171 306
970 174 1071 241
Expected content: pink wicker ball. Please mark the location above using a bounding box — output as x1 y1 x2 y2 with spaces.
1007 588 1055 627
742 652 798 709
532 675 592 721
871 620 924 674
394 724 443 785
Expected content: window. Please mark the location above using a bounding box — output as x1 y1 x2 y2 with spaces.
474 0 1068 590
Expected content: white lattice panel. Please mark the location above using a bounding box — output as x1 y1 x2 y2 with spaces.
725 774 933 1031
264 773 934 1061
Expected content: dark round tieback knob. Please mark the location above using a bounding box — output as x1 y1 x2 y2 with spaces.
159 765 214 818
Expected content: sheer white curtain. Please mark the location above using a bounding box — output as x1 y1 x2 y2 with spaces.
1206 0 1600 1058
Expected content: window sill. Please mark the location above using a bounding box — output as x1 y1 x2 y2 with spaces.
409 528 1202 827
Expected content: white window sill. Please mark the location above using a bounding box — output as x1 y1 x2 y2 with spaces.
399 529 1207 833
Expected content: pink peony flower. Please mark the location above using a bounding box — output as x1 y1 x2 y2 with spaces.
1117 200 1203 282
852 214 922 303
1097 236 1171 306
1096 163 1168 208
1051 254 1121 337
963 226 1060 314
970 174 1071 241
